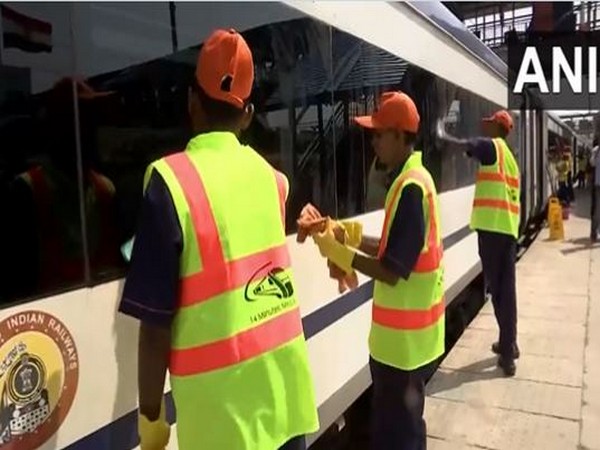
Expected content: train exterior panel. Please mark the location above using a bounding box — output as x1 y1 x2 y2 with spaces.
0 2 550 449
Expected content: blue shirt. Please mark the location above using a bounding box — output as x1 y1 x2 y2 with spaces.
466 138 496 165
118 170 181 327
379 159 426 281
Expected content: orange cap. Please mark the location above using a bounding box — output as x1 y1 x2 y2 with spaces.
483 110 513 132
354 91 420 133
196 28 254 109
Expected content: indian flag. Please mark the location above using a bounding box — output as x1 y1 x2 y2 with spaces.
1 4 52 53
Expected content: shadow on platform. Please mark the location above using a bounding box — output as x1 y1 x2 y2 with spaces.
426 356 504 396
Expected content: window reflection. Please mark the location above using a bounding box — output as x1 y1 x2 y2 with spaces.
81 13 335 244
1 3 87 303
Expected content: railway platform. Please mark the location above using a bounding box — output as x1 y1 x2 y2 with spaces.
425 193 600 450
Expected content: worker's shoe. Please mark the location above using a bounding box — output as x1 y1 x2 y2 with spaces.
491 342 520 359
497 356 516 377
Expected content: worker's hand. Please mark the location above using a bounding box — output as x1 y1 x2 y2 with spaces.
300 203 322 221
138 401 170 450
313 220 356 275
338 220 363 248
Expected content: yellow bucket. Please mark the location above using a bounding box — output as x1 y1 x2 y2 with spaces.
547 197 564 240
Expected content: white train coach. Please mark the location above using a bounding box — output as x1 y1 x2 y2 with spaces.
0 1 559 449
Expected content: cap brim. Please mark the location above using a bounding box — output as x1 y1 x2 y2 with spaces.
354 116 378 129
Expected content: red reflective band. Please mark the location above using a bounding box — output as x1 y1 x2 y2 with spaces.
473 198 520 215
372 300 445 330
169 306 303 376
476 172 520 189
165 153 290 307
179 244 290 305
414 243 443 272
414 188 443 272
494 139 518 189
378 169 442 273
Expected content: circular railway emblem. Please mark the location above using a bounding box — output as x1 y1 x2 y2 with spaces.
0 311 79 449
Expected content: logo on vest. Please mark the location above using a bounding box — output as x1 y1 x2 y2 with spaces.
0 311 79 450
245 263 297 324
244 262 294 302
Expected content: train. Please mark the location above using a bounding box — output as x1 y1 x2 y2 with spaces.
0 1 581 449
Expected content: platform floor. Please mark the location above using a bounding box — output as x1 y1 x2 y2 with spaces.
425 191 600 450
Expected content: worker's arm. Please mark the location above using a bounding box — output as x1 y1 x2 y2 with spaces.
118 171 182 424
138 323 170 420
435 120 471 153
436 120 496 165
351 253 400 285
354 184 425 285
359 236 381 257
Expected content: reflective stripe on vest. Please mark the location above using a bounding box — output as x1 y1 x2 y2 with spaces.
373 299 445 330
370 151 445 371
375 167 444 329
377 168 443 274
471 138 521 238
160 152 301 376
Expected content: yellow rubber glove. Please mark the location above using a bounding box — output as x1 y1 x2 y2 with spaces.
313 220 356 275
338 220 363 248
138 399 170 450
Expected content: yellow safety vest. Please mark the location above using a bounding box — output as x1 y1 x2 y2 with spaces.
470 138 520 238
369 151 445 371
148 132 319 449
556 160 569 182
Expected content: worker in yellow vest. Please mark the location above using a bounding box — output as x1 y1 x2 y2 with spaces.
436 110 520 376
311 91 445 450
556 151 572 205
118 28 319 450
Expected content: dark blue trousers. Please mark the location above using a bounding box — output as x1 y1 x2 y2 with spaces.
478 230 518 359
370 357 436 450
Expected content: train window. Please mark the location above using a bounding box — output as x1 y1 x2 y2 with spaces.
428 76 504 192
0 3 89 305
328 26 511 209
332 28 439 214
67 3 335 284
